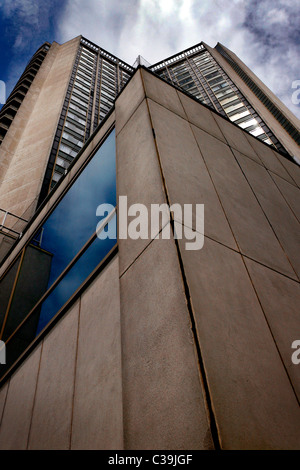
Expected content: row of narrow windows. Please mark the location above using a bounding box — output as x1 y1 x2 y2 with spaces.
216 46 300 146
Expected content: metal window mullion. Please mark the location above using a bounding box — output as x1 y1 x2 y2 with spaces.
186 56 216 110
3 207 117 346
91 50 100 132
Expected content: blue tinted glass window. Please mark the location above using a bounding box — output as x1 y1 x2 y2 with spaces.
36 213 116 334
0 129 116 376
32 129 116 287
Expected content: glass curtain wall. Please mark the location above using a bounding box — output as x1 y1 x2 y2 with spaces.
0 129 116 380
45 38 133 194
150 45 285 152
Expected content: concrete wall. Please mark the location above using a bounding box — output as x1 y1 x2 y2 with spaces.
0 37 80 222
0 68 299 450
115 73 213 449
115 68 300 449
0 256 122 450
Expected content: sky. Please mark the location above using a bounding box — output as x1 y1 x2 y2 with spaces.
0 0 299 118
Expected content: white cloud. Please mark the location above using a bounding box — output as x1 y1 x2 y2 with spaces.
0 0 56 96
2 0 40 49
1 0 53 53
3 0 300 119
266 8 289 25
1 0 39 22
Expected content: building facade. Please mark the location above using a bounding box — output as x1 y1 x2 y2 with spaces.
0 37 299 450
0 43 51 146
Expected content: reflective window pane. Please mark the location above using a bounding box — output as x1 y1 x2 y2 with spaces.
31 129 116 288
36 214 117 334
0 129 116 367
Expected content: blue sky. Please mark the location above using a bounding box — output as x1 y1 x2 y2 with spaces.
0 1 65 100
0 0 300 118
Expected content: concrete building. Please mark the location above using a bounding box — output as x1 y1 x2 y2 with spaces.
0 36 299 450
150 42 300 159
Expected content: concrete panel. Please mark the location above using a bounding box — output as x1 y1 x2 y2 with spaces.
244 133 295 184
270 173 300 222
193 128 296 279
0 344 42 450
120 237 213 450
0 37 80 220
116 99 167 276
235 152 300 279
0 382 8 425
141 68 186 119
178 235 300 449
276 154 300 188
244 257 300 401
71 257 123 450
115 70 145 135
177 91 226 143
28 301 79 450
212 113 261 162
147 98 237 250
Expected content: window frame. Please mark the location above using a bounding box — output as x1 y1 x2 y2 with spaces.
0 125 117 384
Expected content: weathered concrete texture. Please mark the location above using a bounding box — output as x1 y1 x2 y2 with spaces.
0 255 122 450
116 76 214 449
0 37 80 221
0 344 42 449
71 257 123 450
116 98 167 275
141 68 186 119
270 172 300 222
211 112 261 162
120 237 213 450
193 127 296 279
178 235 300 449
244 133 295 185
147 98 237 250
115 69 145 135
235 152 300 279
276 154 300 188
28 302 79 450
0 382 8 426
0 67 299 451
177 90 226 144
244 257 300 402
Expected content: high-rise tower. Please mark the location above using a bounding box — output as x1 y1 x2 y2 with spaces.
0 43 51 145
150 42 300 159
0 36 299 451
0 36 298 231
